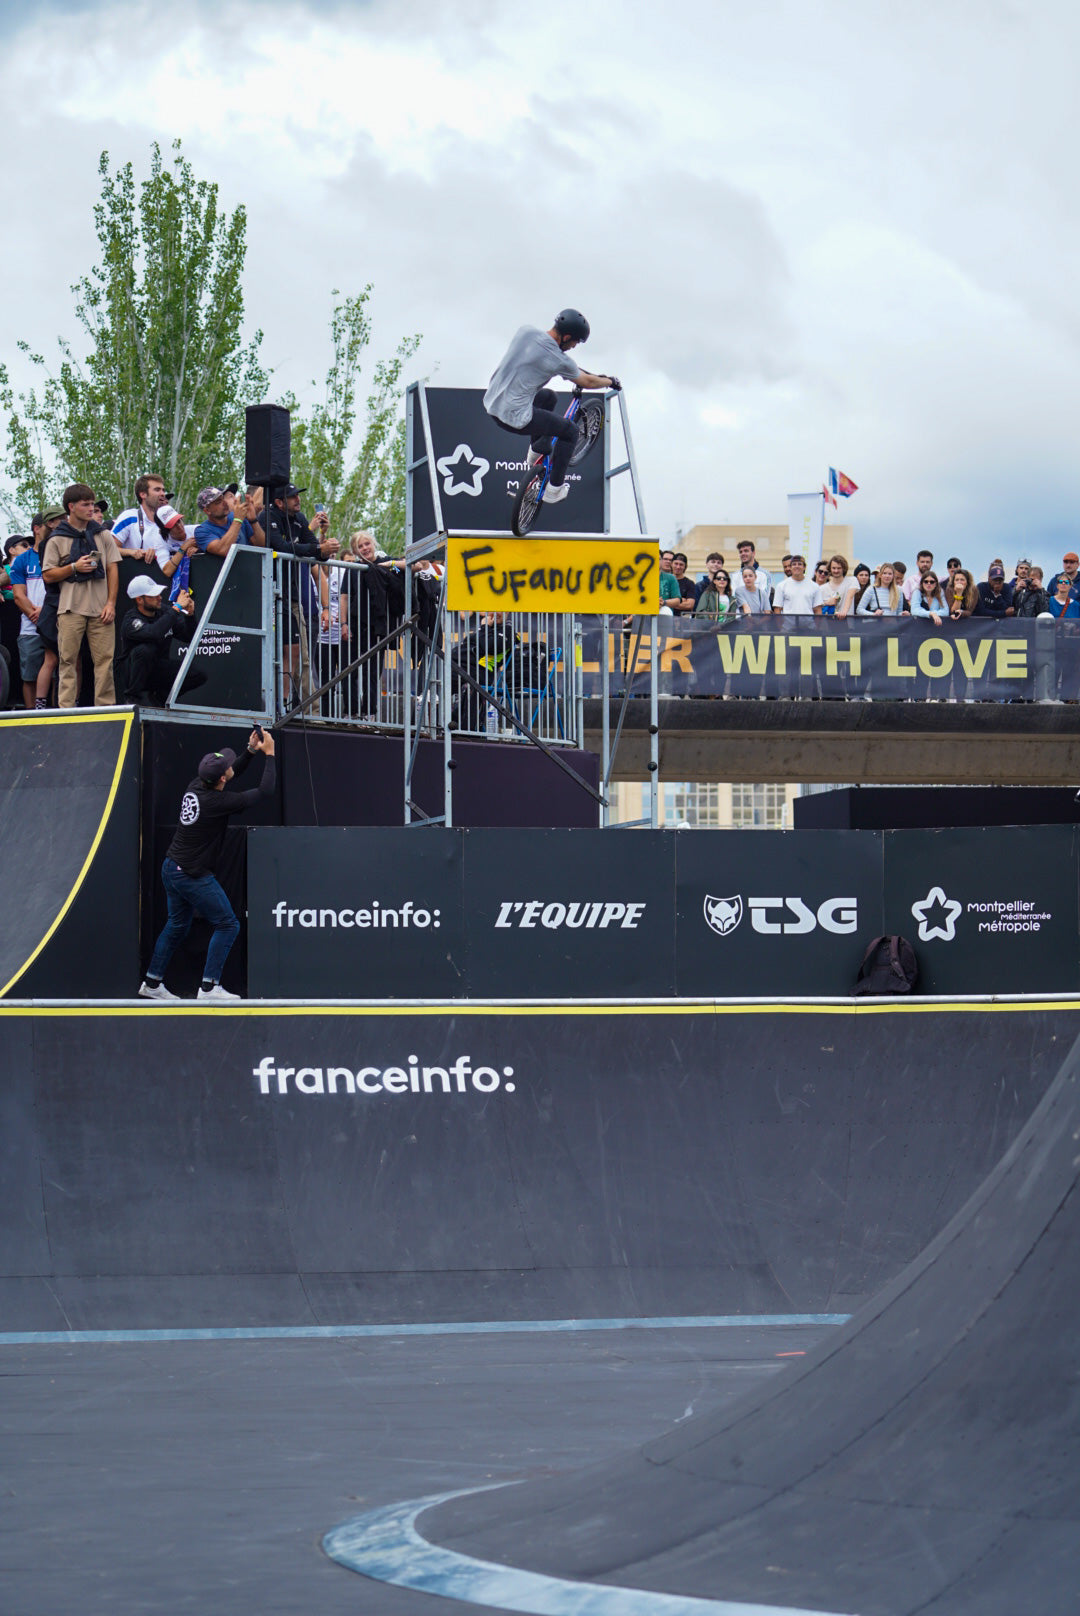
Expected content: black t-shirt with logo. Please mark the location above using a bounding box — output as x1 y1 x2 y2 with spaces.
165 751 276 878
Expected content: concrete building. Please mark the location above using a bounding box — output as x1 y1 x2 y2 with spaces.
610 779 804 830
677 523 855 580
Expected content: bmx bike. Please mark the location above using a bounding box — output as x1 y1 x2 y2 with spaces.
510 387 606 537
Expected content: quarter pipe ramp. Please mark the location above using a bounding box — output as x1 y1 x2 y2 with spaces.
413 1023 1080 1614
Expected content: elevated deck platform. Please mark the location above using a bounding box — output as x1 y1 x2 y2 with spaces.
585 694 1080 783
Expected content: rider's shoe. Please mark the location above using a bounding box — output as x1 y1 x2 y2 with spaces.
526 449 542 469
543 482 569 504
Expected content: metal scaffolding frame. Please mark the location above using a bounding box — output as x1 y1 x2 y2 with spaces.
403 381 659 828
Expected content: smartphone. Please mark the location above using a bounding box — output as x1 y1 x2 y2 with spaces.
253 723 264 742
314 503 326 516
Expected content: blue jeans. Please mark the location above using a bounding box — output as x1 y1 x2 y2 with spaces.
147 859 240 986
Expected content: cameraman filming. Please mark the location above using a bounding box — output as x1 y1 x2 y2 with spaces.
41 483 121 707
139 727 276 1002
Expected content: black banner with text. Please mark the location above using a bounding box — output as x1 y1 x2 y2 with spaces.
247 826 1080 998
580 617 1080 702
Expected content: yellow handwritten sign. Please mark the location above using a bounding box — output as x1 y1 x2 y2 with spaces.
446 536 660 615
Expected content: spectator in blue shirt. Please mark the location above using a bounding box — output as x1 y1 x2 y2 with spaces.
1049 575 1080 618
1046 551 1080 601
910 571 948 624
193 486 256 556
7 535 58 708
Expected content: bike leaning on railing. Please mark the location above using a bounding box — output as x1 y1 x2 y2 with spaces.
510 386 606 537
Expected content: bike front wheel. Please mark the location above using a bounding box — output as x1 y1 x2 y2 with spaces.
569 399 604 466
511 468 546 536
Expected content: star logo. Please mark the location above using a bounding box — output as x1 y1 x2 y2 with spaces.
910 886 962 943
436 443 490 498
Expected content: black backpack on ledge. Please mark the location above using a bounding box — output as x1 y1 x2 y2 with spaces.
854 935 919 996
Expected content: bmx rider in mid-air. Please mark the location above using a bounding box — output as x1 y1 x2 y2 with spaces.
484 309 619 505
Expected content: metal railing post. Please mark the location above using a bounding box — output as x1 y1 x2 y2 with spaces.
600 614 611 827
649 616 659 827
443 603 453 826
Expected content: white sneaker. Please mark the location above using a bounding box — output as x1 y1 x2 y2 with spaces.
197 983 241 1002
526 449 542 469
139 980 179 1002
542 482 569 504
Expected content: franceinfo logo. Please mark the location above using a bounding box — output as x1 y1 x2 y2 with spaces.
271 901 440 930
254 1055 515 1097
494 900 646 930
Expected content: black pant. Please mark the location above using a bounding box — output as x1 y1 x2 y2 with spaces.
126 644 207 705
493 388 577 486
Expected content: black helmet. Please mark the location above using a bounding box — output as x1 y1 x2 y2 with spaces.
553 308 590 343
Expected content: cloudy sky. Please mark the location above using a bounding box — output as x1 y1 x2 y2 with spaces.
1 0 1077 576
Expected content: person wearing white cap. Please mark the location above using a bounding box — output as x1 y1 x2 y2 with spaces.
117 572 203 707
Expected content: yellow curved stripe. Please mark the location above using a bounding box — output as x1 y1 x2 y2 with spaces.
0 711 134 997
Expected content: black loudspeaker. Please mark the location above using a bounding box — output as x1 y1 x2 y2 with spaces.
245 403 291 487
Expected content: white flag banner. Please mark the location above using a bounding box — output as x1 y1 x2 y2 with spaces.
787 492 825 569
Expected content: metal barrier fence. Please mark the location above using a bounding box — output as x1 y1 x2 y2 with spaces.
271 555 582 747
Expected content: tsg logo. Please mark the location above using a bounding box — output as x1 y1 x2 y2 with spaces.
179 791 200 826
436 443 489 497
704 893 857 936
703 895 742 935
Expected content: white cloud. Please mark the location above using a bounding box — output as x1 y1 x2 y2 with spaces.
0 0 1078 575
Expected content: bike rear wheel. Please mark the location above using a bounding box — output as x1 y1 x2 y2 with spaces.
569 399 604 466
511 468 546 536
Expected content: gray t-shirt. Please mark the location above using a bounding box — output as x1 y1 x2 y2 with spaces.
484 326 582 428
734 583 771 614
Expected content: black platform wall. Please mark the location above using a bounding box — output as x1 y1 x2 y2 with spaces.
795 785 1080 830
138 718 599 991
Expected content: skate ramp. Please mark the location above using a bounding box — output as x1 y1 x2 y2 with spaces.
0 711 137 997
1 1001 1074 1333
420 1024 1080 1615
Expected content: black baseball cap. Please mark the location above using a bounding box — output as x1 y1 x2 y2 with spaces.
197 748 237 782
283 484 307 498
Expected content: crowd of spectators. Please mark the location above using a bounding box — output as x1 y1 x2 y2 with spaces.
653 544 1076 626
4 484 1080 718
0 474 445 718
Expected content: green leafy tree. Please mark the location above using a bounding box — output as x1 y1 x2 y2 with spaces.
0 141 267 522
283 287 421 556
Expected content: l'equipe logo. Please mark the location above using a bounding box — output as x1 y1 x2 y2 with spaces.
494 900 646 930
703 893 857 936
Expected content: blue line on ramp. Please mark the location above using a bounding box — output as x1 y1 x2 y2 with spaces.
0 1313 848 1347
323 1489 853 1616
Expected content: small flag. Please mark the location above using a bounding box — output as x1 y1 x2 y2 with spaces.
829 467 858 498
823 483 837 509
